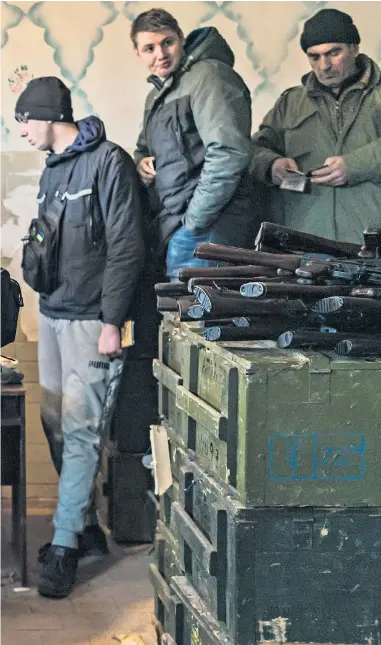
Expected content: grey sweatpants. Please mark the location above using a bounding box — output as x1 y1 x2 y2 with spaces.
38 313 121 548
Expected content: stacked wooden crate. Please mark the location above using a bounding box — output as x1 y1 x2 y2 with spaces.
151 314 381 644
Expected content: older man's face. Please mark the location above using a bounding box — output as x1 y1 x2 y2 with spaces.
307 42 359 88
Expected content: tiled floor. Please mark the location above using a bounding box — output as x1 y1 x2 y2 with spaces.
1 506 155 645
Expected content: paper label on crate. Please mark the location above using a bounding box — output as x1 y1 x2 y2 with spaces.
150 424 173 495
269 432 365 481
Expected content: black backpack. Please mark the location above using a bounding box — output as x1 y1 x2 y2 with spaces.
21 196 66 294
21 158 78 294
1 268 23 347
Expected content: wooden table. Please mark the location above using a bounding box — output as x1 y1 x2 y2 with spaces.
1 385 27 586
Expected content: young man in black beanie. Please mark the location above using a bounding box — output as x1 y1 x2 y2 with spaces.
251 8 381 244
16 76 145 598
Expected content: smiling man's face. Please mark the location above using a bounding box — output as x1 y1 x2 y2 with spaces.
134 29 185 80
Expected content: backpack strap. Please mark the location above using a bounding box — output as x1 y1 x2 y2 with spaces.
53 154 81 203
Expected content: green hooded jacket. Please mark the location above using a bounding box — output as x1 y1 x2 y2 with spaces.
251 54 381 243
134 27 255 248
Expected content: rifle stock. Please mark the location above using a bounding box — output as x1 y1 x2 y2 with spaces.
188 277 261 293
351 287 381 298
178 264 278 281
240 282 354 299
255 221 362 258
155 281 191 297
277 330 367 350
194 243 302 270
335 338 381 357
313 296 381 315
157 296 178 312
204 324 287 342
194 285 309 317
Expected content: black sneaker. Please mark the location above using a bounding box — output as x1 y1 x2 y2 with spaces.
37 545 79 599
80 525 110 557
38 525 109 563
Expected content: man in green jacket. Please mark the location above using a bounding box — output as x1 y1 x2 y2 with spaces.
131 8 254 278
251 9 381 244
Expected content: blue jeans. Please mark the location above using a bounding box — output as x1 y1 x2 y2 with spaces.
166 226 229 280
38 314 121 548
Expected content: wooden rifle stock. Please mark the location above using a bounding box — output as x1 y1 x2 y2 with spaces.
155 282 190 297
156 296 178 312
157 295 195 313
194 243 302 270
204 324 288 342
255 221 362 258
313 296 381 315
178 264 278 281
240 282 355 299
351 287 381 298
188 277 260 293
194 285 309 317
335 338 381 357
277 330 367 350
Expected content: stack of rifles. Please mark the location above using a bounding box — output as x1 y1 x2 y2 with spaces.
155 222 381 358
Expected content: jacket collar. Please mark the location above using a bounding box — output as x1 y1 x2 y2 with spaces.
147 50 193 91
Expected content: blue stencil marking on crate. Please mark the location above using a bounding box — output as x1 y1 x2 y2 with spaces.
269 433 365 481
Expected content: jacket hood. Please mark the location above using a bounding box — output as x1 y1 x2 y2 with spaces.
183 26 235 68
46 116 106 167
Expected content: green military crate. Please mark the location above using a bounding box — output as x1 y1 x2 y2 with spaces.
154 322 200 447
155 520 183 582
155 319 381 507
169 576 362 645
149 563 184 637
170 576 232 645
168 453 381 645
160 480 180 528
166 422 186 482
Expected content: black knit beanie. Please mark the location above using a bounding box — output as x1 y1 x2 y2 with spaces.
300 9 360 53
15 76 73 122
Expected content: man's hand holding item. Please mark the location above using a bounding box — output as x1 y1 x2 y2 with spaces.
310 156 349 186
271 158 299 185
98 323 122 358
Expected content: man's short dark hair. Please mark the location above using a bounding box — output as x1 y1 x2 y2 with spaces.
130 8 183 48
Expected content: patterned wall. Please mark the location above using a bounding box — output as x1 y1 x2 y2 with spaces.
2 0 381 339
